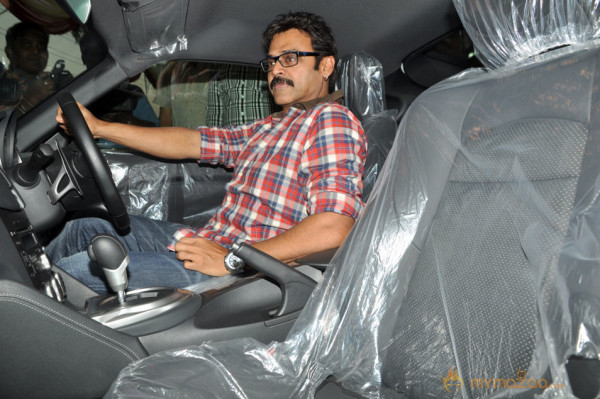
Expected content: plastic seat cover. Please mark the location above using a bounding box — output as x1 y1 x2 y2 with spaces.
106 1 600 397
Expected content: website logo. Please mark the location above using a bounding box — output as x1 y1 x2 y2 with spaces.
470 368 565 391
443 367 566 393
442 366 463 393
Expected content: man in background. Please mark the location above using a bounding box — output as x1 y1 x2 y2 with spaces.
2 22 54 114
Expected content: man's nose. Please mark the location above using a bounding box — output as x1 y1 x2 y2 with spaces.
270 61 285 76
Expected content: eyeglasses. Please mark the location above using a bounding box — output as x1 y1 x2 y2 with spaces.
259 51 323 72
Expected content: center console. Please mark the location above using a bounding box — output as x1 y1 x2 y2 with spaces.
0 163 322 396
86 287 202 335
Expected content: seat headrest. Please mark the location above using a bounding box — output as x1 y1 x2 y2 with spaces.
336 50 386 120
454 0 600 69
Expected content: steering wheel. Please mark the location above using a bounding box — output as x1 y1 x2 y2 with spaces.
56 91 130 234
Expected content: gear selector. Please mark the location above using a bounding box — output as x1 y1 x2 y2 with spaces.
85 234 203 336
87 234 129 303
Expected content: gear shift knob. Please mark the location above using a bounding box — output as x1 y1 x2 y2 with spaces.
87 234 129 303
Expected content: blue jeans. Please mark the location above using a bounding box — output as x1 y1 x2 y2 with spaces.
46 216 213 294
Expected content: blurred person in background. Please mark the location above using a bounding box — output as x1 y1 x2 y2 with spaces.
2 22 54 114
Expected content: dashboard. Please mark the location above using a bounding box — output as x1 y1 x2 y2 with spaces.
0 163 66 299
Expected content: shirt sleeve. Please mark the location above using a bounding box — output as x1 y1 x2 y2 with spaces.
300 104 367 220
196 121 261 168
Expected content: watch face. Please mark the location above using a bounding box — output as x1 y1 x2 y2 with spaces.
225 251 245 272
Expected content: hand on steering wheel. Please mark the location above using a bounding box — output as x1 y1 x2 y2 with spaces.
56 91 130 234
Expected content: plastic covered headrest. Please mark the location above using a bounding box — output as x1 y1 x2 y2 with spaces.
336 50 386 120
453 0 600 69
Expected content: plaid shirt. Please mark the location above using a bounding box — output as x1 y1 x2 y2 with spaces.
171 91 366 249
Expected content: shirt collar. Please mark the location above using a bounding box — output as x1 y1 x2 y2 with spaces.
273 90 345 118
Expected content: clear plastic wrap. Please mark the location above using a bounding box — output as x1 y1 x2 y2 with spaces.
361 110 397 201
107 151 170 221
106 2 600 397
337 50 398 200
104 150 230 226
336 50 386 120
455 0 600 69
118 0 189 56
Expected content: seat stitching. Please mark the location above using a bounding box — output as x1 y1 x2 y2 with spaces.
0 294 142 362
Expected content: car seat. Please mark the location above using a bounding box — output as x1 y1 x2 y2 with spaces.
107 1 600 397
186 50 398 290
336 50 398 201
105 51 396 227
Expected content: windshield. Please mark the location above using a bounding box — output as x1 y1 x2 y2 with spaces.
0 3 86 115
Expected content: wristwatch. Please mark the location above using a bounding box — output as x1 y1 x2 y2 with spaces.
224 245 245 273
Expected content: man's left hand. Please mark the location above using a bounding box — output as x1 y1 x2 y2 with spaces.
174 237 230 276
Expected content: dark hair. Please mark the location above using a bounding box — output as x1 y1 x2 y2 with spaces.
5 22 49 51
263 12 337 91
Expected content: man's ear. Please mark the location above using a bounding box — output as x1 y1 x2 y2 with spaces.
320 55 335 80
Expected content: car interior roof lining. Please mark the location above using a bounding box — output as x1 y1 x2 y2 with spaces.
89 0 461 78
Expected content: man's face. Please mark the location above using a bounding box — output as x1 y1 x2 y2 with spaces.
267 28 332 112
8 30 49 76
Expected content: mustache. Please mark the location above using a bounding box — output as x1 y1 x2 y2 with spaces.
270 76 294 90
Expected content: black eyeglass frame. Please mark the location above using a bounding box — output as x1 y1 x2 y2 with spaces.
259 51 324 72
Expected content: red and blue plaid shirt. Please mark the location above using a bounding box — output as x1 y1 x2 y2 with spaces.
171 91 367 249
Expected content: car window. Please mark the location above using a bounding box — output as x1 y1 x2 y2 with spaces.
0 4 86 114
154 61 277 128
95 60 277 150
0 4 276 134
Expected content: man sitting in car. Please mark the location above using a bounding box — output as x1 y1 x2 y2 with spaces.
49 11 367 294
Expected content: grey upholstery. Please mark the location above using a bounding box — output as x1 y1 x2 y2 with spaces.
337 50 398 200
107 33 600 399
360 113 397 200
378 44 599 396
0 280 147 398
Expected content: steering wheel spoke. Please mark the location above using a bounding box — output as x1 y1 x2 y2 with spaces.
47 145 83 204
